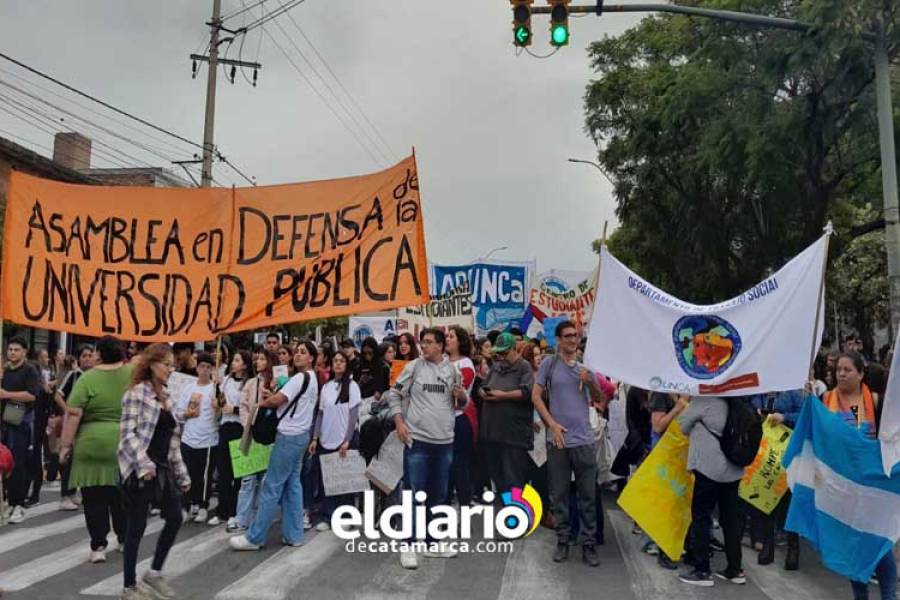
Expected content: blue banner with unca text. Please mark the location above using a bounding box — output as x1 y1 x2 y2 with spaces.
430 260 534 333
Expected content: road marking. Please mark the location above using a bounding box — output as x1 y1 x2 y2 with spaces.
81 523 230 596
0 514 85 555
498 530 569 599
215 531 344 600
608 510 703 600
1 520 164 592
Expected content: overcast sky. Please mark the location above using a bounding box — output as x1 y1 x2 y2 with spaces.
0 1 645 273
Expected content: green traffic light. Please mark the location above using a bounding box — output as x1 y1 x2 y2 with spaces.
551 24 569 46
515 25 531 46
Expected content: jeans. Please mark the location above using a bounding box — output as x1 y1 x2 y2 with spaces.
1 417 32 507
403 440 453 541
122 467 182 589
484 441 531 497
569 482 605 545
81 485 126 551
247 431 310 546
180 444 215 510
216 422 243 519
851 552 898 600
687 471 743 574
548 443 597 546
448 415 473 505
236 472 264 528
28 398 49 501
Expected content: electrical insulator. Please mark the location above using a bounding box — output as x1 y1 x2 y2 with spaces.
192 60 198 79
252 68 258 87
230 65 237 83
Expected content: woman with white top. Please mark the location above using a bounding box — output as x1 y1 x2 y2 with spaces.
446 326 476 506
209 350 252 529
230 340 319 550
309 352 362 530
175 352 218 524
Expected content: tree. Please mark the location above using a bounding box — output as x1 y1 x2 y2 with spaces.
584 0 899 315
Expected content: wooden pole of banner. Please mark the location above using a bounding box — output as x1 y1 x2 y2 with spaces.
807 225 833 376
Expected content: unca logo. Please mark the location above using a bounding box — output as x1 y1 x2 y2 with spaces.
352 325 374 347
500 484 543 538
672 315 741 380
540 275 570 294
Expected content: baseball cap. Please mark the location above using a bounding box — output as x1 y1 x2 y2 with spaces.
492 332 516 354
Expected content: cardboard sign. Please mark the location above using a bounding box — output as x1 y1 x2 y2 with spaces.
618 421 694 561
2 156 429 340
365 431 406 493
229 438 272 478
739 422 792 514
320 450 370 496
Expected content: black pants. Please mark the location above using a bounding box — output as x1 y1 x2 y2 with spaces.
484 441 531 496
687 471 743 574
215 422 243 519
122 468 182 589
759 491 798 558
448 415 474 505
548 443 597 545
181 444 215 509
60 461 74 498
81 485 126 551
1 419 31 507
28 402 49 501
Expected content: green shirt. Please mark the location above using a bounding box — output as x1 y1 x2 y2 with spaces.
68 364 134 488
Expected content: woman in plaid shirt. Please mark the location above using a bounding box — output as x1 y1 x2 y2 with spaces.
117 343 190 600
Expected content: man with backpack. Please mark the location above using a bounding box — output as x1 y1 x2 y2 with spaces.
678 395 759 587
532 321 610 568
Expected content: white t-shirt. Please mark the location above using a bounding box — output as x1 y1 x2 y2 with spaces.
276 370 318 436
220 376 244 425
179 381 219 448
318 378 362 450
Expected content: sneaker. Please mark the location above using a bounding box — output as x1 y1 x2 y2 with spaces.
715 569 747 585
9 506 25 524
23 497 38 508
679 569 714 587
302 509 312 530
229 535 261 551
142 572 176 599
657 553 678 570
552 542 569 563
582 544 600 567
150 508 161 516
89 549 107 564
207 516 222 526
225 517 240 532
59 497 80 511
120 585 153 600
71 494 83 506
282 538 304 547
641 540 660 556
315 521 330 532
400 550 418 569
193 508 208 523
189 505 199 516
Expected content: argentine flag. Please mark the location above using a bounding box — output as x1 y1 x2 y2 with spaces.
783 398 900 582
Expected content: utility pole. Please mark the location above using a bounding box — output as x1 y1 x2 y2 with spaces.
531 3 899 332
190 0 262 187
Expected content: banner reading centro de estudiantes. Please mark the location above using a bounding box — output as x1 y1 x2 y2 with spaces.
584 234 827 396
2 156 429 341
430 260 534 333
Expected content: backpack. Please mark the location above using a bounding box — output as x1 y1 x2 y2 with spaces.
251 372 311 445
707 397 762 467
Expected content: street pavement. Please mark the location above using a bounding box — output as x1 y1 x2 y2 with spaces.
0 485 861 600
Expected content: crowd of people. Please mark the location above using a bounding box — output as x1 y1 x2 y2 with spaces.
0 327 896 599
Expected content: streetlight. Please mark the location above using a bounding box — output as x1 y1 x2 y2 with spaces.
568 157 615 186
483 246 508 261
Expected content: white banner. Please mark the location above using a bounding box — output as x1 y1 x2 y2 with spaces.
348 315 399 345
398 282 475 338
584 234 828 396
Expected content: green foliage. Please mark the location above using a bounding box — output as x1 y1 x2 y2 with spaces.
585 0 899 309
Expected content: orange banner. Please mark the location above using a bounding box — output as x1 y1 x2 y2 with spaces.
2 155 429 341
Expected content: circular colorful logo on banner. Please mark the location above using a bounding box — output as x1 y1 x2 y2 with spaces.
672 315 742 380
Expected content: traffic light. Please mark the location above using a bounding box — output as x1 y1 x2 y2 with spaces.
548 0 570 47
510 0 533 47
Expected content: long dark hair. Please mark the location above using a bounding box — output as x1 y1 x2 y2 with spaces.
256 349 278 385
331 353 352 404
295 339 319 372
397 332 419 360
448 325 472 358
232 350 254 386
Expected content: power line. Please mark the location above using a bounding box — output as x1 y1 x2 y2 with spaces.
280 5 397 161
222 0 269 22
265 14 388 166
241 0 307 34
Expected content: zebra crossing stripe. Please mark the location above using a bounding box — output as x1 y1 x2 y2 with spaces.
0 514 85 556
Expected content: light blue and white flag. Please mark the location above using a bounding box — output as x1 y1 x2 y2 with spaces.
783 398 900 582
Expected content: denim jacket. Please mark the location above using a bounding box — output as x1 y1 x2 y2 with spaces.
749 389 807 428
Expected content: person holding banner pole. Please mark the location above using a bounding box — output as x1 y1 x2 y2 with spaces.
209 350 252 529
532 320 610 568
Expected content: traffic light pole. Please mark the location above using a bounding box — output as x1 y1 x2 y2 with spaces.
535 2 899 334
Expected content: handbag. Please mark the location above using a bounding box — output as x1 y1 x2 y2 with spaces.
2 402 26 427
251 372 310 445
